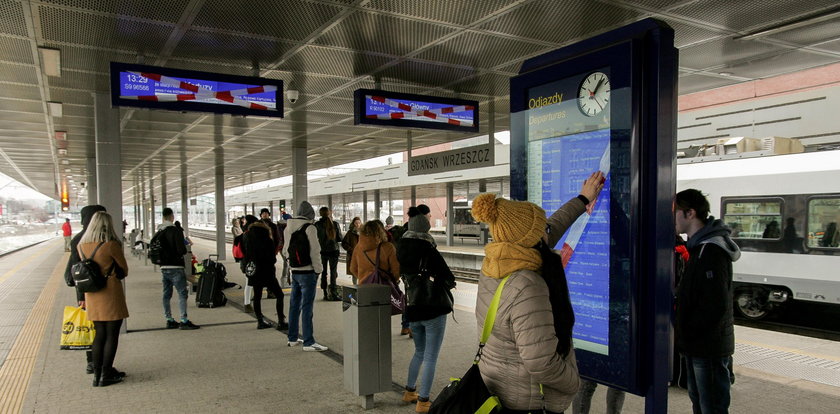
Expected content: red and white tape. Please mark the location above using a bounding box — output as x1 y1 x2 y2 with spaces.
121 72 276 110
367 95 474 127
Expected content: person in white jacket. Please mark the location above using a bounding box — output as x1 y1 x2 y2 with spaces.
282 201 326 352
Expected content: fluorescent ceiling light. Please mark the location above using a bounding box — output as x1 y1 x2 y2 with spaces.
345 138 373 146
307 153 321 159
38 47 61 77
48 101 63 118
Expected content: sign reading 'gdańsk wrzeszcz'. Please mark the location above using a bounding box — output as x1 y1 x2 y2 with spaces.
407 144 494 176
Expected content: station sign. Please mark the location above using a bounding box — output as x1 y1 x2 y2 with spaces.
407 143 493 176
353 89 478 133
110 62 283 118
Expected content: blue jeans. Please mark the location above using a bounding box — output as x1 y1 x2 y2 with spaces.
684 355 731 414
406 314 447 399
288 272 318 346
162 268 188 321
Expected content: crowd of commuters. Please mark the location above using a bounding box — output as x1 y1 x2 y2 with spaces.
61 180 741 414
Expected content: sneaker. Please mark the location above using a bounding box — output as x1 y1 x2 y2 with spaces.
415 399 431 413
303 343 328 352
287 339 304 347
165 320 180 329
276 322 289 331
257 319 273 330
179 320 200 330
402 390 419 403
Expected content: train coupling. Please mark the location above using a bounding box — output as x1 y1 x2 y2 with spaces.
768 290 789 303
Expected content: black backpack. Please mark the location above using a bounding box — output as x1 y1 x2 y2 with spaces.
71 242 109 293
148 228 166 265
287 223 313 267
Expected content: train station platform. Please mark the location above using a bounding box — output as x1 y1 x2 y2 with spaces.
1 238 839 413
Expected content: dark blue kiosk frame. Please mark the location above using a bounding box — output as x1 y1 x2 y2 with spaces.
510 19 677 413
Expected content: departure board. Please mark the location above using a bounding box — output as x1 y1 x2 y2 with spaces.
354 89 479 133
528 129 611 354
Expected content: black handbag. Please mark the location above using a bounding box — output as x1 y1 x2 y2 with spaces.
428 276 509 414
402 257 453 309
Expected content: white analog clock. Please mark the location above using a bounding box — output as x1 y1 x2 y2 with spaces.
578 72 610 117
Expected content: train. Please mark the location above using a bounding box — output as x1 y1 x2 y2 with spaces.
677 150 840 319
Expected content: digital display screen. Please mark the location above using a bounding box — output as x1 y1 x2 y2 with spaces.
110 62 283 117
528 129 612 354
353 89 478 132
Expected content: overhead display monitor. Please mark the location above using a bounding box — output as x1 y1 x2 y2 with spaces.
353 89 478 133
110 62 283 118
511 19 677 399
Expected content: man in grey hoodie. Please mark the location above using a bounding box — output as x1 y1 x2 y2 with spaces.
282 201 326 351
674 189 741 414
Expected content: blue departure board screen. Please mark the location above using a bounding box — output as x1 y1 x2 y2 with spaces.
110 62 283 117
354 89 478 133
528 129 612 354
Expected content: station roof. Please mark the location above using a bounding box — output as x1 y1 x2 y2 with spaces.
1 0 839 202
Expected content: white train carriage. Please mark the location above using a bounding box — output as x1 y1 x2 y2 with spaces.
677 150 840 319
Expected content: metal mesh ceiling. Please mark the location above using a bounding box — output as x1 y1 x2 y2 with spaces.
0 0 838 204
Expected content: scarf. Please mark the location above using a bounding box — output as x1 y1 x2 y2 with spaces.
482 241 542 279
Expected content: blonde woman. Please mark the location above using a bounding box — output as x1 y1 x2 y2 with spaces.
78 211 129 387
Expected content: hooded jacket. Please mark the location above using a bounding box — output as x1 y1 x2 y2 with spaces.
676 217 741 358
242 222 277 285
350 234 399 285
155 220 187 268
474 197 585 412
282 217 323 274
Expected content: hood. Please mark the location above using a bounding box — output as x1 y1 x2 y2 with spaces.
80 205 106 228
481 242 541 279
247 222 271 239
297 201 315 220
157 220 175 232
687 217 741 262
356 233 382 253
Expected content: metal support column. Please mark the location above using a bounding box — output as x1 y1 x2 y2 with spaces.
160 172 167 209
327 195 332 212
446 182 454 247
362 191 368 222
180 166 189 237
214 114 226 260
86 157 97 204
292 145 307 211
149 174 156 232
410 186 416 207
93 93 121 230
140 177 147 239
374 190 380 221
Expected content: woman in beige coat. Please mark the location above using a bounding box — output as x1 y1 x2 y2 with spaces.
78 211 129 387
472 171 604 413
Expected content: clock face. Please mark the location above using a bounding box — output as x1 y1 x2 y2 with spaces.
578 72 610 117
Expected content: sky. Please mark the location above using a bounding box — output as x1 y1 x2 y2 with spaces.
0 172 52 201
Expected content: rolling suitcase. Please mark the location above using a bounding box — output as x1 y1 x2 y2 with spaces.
196 254 227 308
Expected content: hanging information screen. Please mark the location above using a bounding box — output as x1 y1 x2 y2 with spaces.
353 89 478 133
110 62 283 117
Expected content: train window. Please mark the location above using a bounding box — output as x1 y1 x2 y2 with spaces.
807 198 840 248
723 200 782 239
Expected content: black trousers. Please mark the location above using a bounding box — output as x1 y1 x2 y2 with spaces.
91 320 122 376
320 251 340 290
252 276 285 322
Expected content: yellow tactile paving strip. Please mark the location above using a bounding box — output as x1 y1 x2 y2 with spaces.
0 252 65 414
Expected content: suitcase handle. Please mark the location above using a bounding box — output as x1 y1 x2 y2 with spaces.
209 254 219 259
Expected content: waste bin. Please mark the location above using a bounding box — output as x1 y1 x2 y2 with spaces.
342 284 392 409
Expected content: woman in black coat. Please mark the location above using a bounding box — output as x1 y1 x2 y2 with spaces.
242 216 288 330
396 214 455 412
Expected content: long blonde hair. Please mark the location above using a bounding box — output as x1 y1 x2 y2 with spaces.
80 211 122 246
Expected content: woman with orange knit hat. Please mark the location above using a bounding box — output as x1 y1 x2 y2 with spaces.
472 171 604 414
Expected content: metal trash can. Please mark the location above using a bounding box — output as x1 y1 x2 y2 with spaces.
342 284 392 409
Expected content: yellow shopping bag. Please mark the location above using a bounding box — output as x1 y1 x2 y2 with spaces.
60 306 95 350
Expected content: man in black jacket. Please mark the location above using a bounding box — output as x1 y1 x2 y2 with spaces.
675 189 741 414
64 204 106 375
156 207 199 330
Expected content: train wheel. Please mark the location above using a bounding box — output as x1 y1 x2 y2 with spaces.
735 290 769 320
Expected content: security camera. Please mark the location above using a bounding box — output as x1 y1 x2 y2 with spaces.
286 89 299 104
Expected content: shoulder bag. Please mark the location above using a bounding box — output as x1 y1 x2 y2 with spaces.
402 256 453 309
362 243 406 315
428 275 509 414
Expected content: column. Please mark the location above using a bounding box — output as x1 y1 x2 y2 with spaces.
362 191 368 222
140 177 147 239
291 145 307 210
410 186 416 207
86 157 97 204
180 164 189 237
93 93 122 232
326 195 332 213
160 172 167 210
479 180 488 244
149 174 156 232
374 189 380 221
446 182 454 247
214 114 226 260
